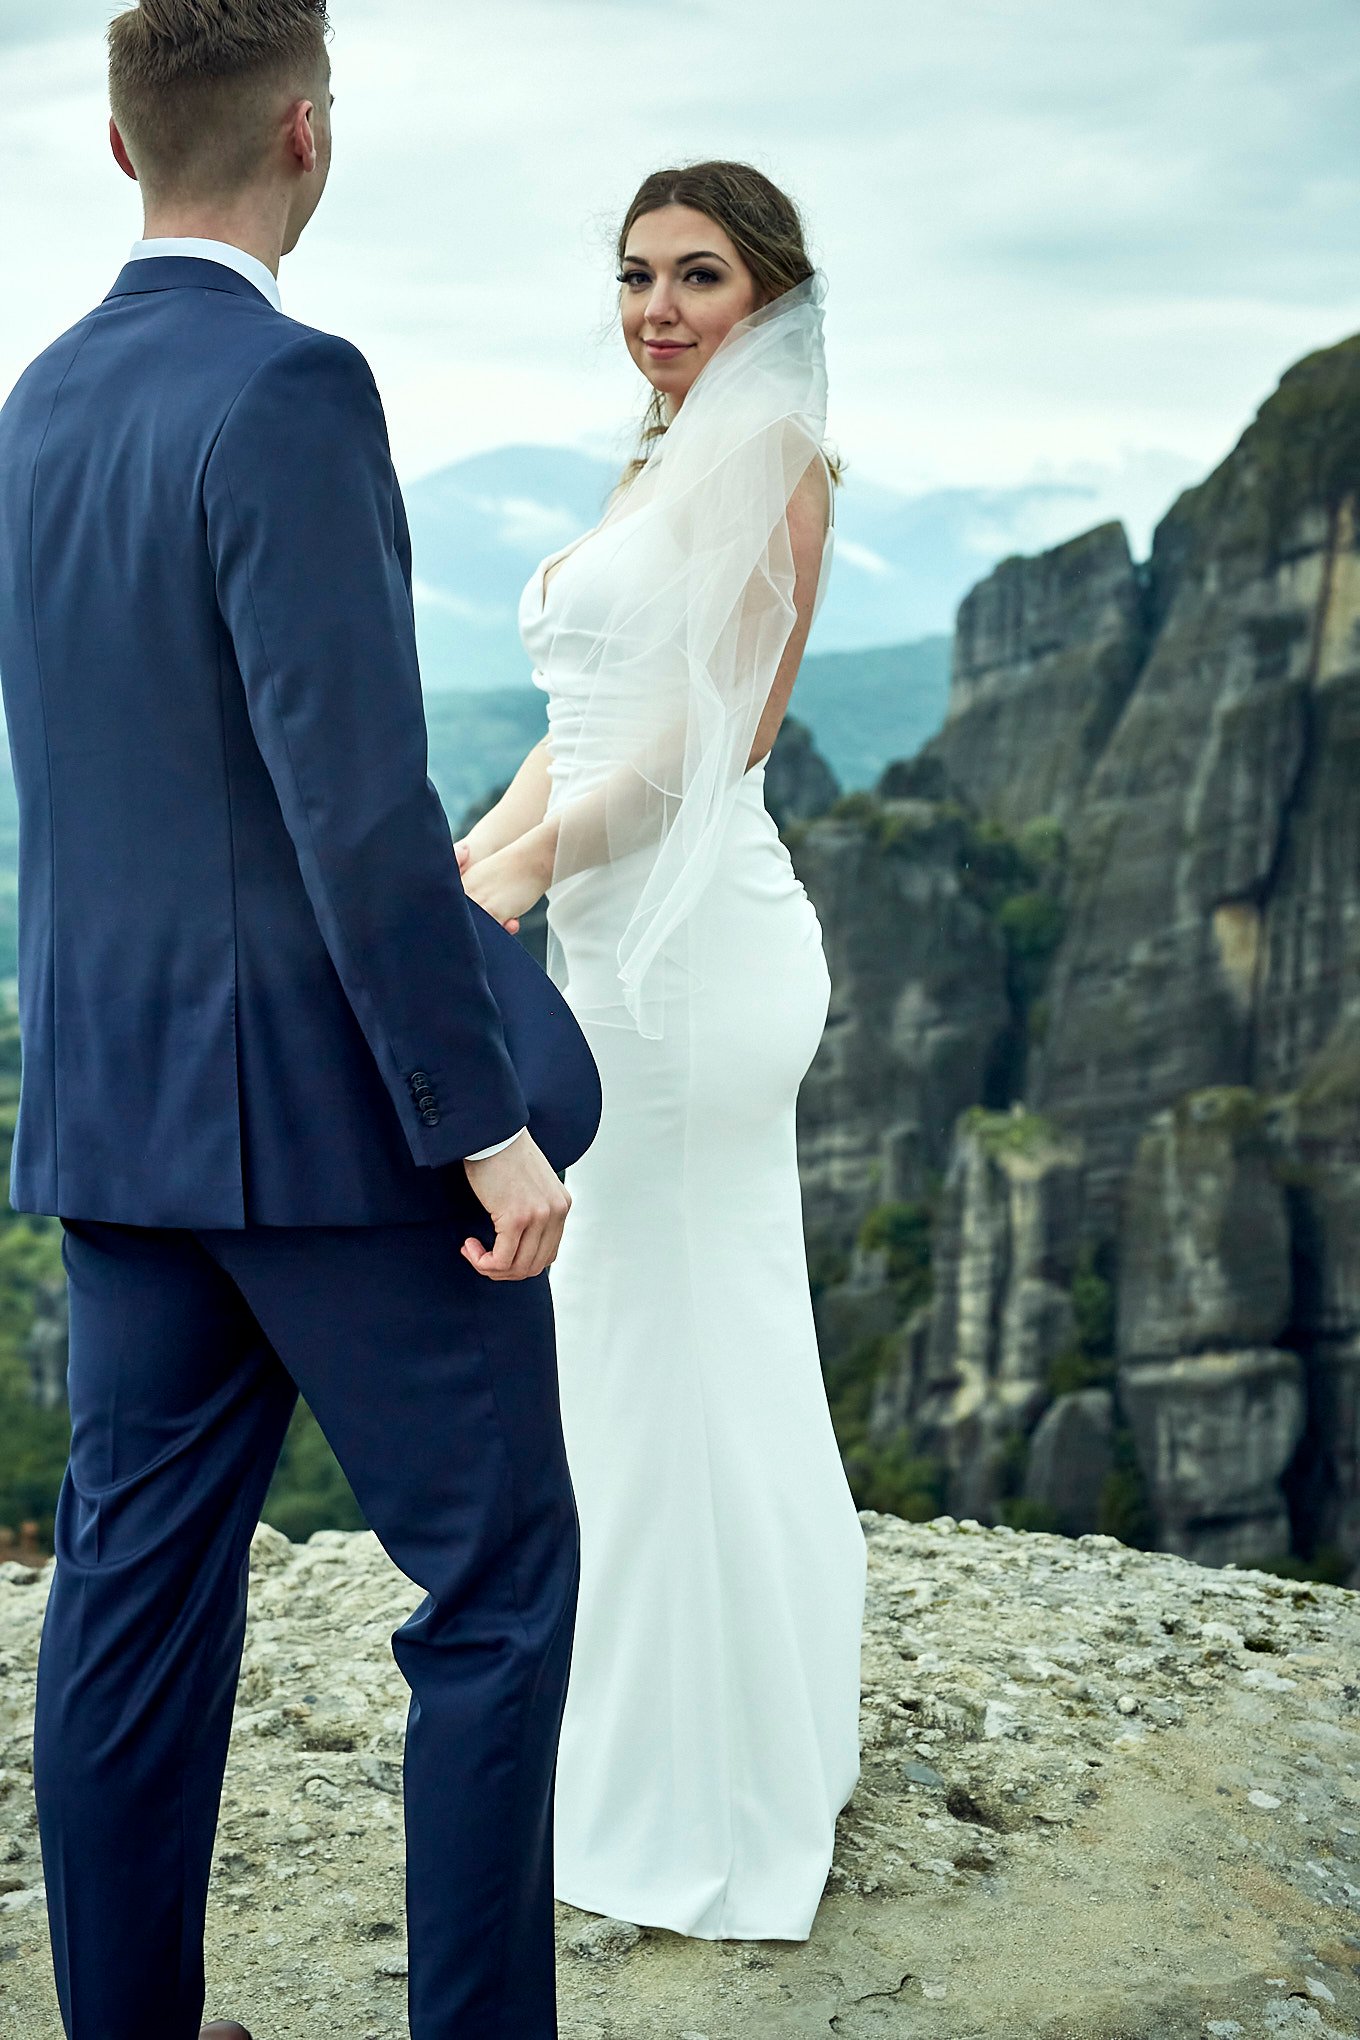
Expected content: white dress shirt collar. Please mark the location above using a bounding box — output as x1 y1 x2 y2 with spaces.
127 237 283 313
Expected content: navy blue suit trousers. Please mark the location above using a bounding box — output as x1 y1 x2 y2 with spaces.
39 1198 579 2040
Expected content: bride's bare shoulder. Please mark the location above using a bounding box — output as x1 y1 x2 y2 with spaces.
787 452 833 559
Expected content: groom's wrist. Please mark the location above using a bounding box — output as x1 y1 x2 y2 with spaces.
465 1127 527 1162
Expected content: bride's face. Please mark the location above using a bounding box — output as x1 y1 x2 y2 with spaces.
618 205 759 405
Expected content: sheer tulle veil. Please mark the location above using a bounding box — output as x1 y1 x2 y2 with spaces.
540 272 831 1038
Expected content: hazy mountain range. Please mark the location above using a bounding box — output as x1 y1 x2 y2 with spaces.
398 435 1125 815
403 442 1114 693
422 629 952 832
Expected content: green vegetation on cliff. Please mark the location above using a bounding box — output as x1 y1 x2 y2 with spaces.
0 1016 67 1544
824 1199 948 1520
0 1006 366 1548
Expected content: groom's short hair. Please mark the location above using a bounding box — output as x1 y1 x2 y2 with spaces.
108 0 330 201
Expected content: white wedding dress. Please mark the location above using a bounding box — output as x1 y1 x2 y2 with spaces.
515 281 866 1942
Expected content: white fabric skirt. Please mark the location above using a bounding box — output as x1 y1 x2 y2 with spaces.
547 770 866 1941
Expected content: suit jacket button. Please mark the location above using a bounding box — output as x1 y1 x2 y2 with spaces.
409 1070 430 1090
421 1108 441 1127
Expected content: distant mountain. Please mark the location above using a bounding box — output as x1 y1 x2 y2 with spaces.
423 628 952 833
792 637 951 790
402 443 1108 693
424 687 547 823
405 448 613 692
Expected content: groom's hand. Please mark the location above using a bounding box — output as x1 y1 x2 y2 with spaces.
462 1133 571 1281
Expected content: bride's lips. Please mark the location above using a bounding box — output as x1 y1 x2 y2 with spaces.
643 339 695 360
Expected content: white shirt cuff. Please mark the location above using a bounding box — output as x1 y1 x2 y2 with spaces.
464 1127 527 1162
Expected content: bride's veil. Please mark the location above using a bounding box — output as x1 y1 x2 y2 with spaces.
540 271 831 1039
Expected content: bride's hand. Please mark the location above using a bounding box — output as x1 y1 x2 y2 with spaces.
455 817 498 872
461 825 554 934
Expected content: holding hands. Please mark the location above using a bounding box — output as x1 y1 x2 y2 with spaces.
452 737 577 1280
454 769 569 1282
454 735 557 935
455 823 554 934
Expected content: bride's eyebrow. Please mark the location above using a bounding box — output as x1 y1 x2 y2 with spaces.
621 251 732 269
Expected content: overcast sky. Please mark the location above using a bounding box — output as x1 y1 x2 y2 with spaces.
3 0 1358 548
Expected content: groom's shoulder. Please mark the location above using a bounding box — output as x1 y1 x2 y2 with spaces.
0 303 104 427
1 295 376 436
216 311 385 438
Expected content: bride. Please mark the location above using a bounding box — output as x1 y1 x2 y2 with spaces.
458 159 866 1942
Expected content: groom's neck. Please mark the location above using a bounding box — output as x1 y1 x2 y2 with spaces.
139 191 288 278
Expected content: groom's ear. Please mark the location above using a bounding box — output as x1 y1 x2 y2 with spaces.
109 117 139 183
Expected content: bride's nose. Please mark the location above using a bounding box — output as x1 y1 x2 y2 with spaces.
643 278 679 326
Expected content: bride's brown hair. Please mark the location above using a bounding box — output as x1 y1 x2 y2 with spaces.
616 160 842 486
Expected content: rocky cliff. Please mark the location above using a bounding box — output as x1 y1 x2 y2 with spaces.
793 798 1012 1236
1032 339 1360 1226
793 330 1360 1582
931 519 1147 830
2 1520 1358 2040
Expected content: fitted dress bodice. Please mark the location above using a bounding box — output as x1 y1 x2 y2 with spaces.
518 459 836 812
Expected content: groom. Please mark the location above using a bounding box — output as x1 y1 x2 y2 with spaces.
0 4 594 2036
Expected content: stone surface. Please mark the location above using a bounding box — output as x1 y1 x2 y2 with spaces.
1028 338 1360 1233
1119 1349 1307 1566
792 331 1360 1573
914 1110 1084 1516
1118 1089 1293 1362
1023 1387 1116 1536
1274 1027 1360 1565
814 1241 907 1359
2 1520 1358 2039
926 519 1148 830
792 802 1011 1242
23 1284 67 1415
760 713 840 831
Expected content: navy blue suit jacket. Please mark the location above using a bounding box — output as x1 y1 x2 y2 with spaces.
0 256 564 1226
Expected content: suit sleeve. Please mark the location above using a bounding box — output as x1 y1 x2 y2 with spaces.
203 328 529 1166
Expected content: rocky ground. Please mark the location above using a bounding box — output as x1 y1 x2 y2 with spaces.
0 1514 1356 2039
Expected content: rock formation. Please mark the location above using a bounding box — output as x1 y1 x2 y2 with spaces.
1112 1090 1304 1565
23 1285 66 1414
759 712 840 830
926 520 1147 830
3 1520 1358 2039
1272 1025 1360 1571
793 800 1012 1243
1030 338 1360 1230
792 329 1360 1579
1022 1387 1115 1536
911 1108 1083 1517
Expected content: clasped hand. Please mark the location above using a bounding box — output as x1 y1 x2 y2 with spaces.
462 1133 571 1282
454 824 554 934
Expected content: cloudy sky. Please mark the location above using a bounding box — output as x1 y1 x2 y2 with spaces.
3 0 1358 551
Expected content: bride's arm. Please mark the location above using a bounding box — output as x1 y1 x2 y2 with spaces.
457 737 553 868
747 454 831 767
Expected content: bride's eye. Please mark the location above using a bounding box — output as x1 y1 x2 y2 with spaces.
617 270 651 290
685 268 720 286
